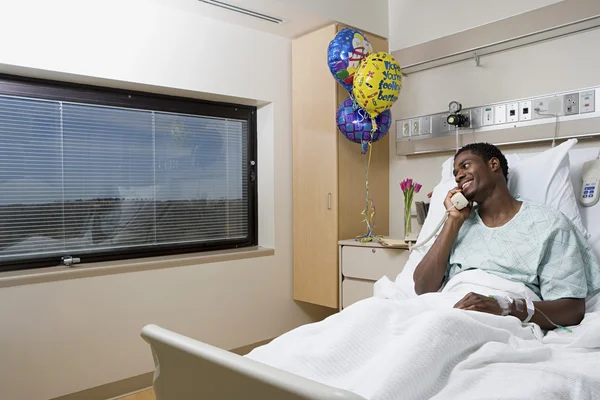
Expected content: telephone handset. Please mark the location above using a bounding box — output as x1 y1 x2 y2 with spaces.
450 192 469 211
409 191 470 252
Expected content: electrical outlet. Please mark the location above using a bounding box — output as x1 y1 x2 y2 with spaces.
483 106 494 126
564 93 579 116
410 118 420 136
402 120 410 137
519 100 532 121
507 103 518 123
580 90 595 113
494 105 506 124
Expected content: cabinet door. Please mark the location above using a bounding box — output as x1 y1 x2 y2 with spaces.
292 25 339 308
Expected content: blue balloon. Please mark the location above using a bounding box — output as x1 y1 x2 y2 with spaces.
336 97 391 154
327 28 373 93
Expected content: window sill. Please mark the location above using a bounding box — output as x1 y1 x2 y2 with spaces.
0 246 274 289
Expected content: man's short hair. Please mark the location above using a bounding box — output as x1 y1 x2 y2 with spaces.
455 142 509 182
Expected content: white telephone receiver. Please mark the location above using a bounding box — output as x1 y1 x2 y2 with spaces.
581 157 600 207
450 192 469 210
409 191 470 251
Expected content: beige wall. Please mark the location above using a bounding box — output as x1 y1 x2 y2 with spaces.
388 0 562 51
0 1 336 399
389 27 600 239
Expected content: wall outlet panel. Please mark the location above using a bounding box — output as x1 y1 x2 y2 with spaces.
440 114 450 131
507 102 519 123
470 108 483 129
410 118 420 136
494 105 506 124
565 93 579 116
402 120 410 137
519 100 532 121
482 106 494 126
581 91 595 113
533 96 563 119
395 86 600 149
421 116 431 135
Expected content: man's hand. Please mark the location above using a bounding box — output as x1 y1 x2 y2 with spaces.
454 292 503 315
444 188 472 223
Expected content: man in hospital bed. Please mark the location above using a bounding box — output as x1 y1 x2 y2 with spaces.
248 143 600 399
413 142 600 330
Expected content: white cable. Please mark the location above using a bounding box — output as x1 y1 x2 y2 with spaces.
409 205 456 252
534 108 560 147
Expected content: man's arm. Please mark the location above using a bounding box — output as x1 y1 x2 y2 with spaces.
453 293 586 328
413 188 471 295
512 298 585 328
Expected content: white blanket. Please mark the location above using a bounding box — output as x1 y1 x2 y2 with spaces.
246 270 600 400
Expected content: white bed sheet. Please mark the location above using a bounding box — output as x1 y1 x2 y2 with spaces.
248 270 600 400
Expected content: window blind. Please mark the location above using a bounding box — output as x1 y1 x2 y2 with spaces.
0 92 251 267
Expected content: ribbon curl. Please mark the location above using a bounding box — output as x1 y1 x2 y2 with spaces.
355 140 383 244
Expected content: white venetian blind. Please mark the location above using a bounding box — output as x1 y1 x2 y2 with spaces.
0 94 249 265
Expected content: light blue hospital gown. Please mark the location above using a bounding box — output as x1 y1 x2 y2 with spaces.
447 201 600 300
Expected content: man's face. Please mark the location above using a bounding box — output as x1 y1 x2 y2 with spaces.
453 150 494 200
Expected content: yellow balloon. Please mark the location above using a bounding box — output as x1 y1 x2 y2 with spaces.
352 52 402 125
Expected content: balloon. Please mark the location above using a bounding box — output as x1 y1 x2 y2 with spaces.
352 52 402 124
336 97 391 154
328 28 373 92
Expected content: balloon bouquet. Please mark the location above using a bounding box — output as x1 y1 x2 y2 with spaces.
328 28 402 242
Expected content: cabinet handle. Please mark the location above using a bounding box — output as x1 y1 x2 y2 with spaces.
372 249 376 253
327 193 332 210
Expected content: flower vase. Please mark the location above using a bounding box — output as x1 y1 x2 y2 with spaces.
404 202 412 238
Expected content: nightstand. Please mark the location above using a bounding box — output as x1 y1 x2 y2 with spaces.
338 239 409 310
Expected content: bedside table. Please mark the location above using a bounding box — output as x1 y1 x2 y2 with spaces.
338 239 409 310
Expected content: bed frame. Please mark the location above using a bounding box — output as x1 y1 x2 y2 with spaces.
141 324 367 400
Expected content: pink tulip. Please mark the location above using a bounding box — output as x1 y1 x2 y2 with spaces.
414 183 422 193
400 180 406 192
406 179 413 189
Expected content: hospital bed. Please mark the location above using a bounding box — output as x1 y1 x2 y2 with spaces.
141 143 600 400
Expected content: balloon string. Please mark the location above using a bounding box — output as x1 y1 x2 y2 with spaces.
356 142 382 243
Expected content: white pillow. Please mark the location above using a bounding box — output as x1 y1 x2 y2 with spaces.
508 139 590 238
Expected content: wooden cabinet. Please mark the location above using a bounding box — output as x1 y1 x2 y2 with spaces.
292 25 390 309
339 240 408 309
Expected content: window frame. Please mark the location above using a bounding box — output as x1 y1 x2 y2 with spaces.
0 74 258 272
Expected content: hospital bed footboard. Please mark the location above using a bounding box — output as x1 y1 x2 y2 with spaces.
141 324 366 400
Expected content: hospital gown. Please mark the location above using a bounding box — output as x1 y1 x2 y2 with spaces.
447 200 600 300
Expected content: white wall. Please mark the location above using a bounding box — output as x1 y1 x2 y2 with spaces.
389 28 600 238
388 0 562 51
0 1 333 399
293 0 390 38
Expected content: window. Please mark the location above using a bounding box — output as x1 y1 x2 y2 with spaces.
0 75 257 272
